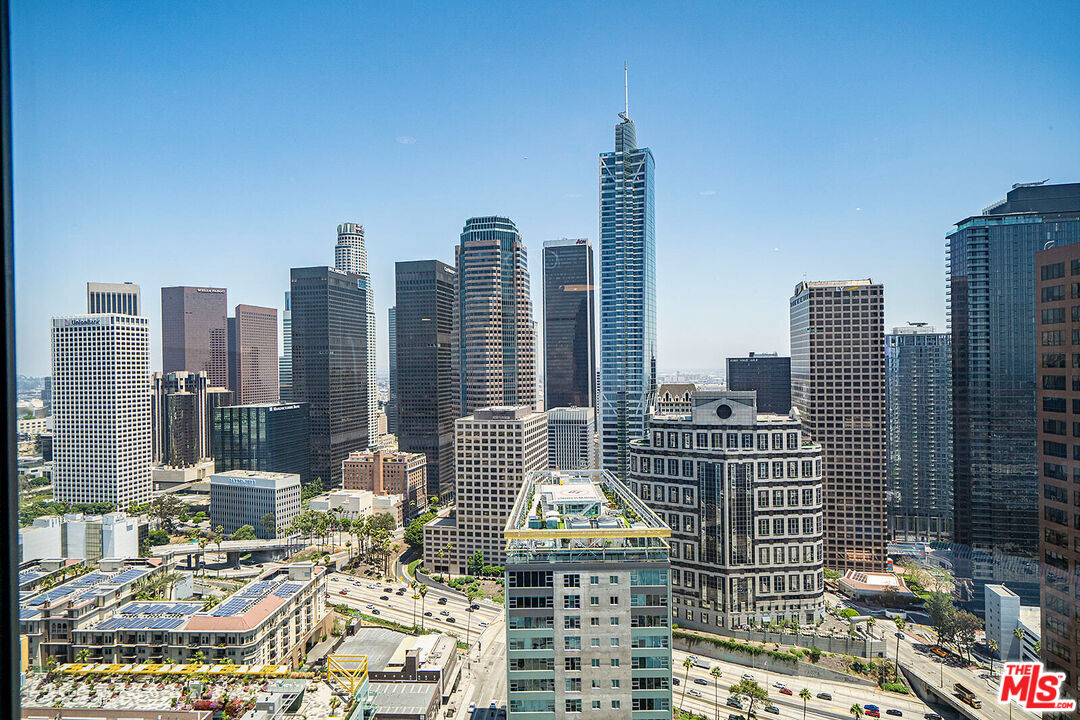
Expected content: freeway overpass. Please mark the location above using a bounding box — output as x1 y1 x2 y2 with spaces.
152 536 306 568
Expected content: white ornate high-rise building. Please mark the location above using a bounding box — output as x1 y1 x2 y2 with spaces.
335 223 378 449
52 313 152 509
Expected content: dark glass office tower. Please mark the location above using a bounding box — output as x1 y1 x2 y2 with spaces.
949 182 1080 604
543 238 595 409
599 109 656 479
387 306 398 435
726 353 791 414
289 266 370 487
885 325 953 541
212 402 311 484
396 260 457 502
161 286 229 387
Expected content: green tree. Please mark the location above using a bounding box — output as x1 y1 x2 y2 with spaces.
147 495 184 532
147 528 170 546
710 666 723 720
894 616 906 677
301 476 325 501
850 703 864 720
75 648 91 664
728 679 768 720
230 525 257 541
468 551 485 577
192 650 206 664
799 688 811 720
987 639 998 675
418 584 429 631
925 591 957 648
404 511 436 549
260 513 277 539
680 656 693 711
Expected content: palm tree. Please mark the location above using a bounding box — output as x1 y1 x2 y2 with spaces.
680 656 694 711
799 688 811 720
410 580 419 628
850 703 864 720
1014 627 1026 659
418 584 429 631
987 638 998 675
710 666 723 720
894 616 906 676
329 696 341 715
1033 640 1042 656
75 648 91 664
197 537 209 576
866 615 877 639
444 542 455 581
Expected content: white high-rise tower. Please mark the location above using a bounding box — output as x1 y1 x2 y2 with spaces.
335 223 378 448
52 312 152 509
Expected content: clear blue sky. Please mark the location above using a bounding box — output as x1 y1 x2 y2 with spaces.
11 1 1080 377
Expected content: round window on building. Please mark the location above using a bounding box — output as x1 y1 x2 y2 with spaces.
716 404 732 419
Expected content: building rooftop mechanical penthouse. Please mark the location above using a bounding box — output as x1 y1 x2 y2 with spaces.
504 470 673 720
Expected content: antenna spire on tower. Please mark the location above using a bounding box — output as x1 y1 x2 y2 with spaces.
619 62 630 123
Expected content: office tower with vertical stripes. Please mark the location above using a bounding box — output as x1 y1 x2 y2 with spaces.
454 216 537 414
228 304 279 405
279 291 292 402
790 279 886 571
86 282 141 316
543 238 595 410
599 102 656 480
387 306 398 435
335 222 378 449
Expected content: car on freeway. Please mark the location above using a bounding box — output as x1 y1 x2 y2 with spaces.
694 678 708 685
764 706 780 714
689 690 702 697
479 621 489 628
489 701 497 709
354 581 363 586
438 597 448 604
365 604 374 609
774 682 786 689
447 617 456 623
467 703 475 714
439 610 450 616
742 673 755 681
866 711 880 718
886 710 902 717
779 688 793 696
380 595 389 600
424 611 433 617
371 609 380 615
727 697 743 709
471 603 480 610
339 589 348 595
817 693 832 701
923 715 941 720
672 677 680 686
895 632 905 639
865 705 879 712
729 714 745 720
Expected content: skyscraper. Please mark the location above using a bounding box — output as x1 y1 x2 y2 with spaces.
949 182 1080 603
52 313 152 509
86 281 141 316
212 402 311 485
161 286 229 387
543 238 595 410
423 406 547 573
395 260 457 502
387 306 398 435
629 392 825 632
335 223 378 449
885 324 953 541
289 266 370 487
599 102 656 480
279 291 292 402
151 370 210 466
1035 241 1080 701
790 279 886 571
228 304 279 405
547 406 597 470
726 353 791 414
455 216 537 414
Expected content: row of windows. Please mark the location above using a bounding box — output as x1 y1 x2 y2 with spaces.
651 430 799 451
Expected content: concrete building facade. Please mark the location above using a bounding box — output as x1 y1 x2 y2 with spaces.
424 407 547 574
342 449 427 519
52 313 152 509
504 469 673 720
629 391 825 631
790 279 886 571
228 303 279 404
87 281 141 316
19 512 141 563
209 470 302 539
546 407 597 470
335 222 378 451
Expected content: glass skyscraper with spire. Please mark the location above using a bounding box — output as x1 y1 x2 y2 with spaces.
599 111 656 479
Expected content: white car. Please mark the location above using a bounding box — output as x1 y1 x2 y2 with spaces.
690 689 702 697
774 681 786 689
365 604 374 609
742 673 755 682
479 621 489 628
467 703 475 714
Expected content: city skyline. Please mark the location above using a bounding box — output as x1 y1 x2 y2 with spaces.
12 3 1079 379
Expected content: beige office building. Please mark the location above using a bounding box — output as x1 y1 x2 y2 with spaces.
425 406 547 573
342 449 427 519
790 279 886 571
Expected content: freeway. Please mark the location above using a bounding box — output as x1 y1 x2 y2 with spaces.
325 570 501 641
672 649 941 720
